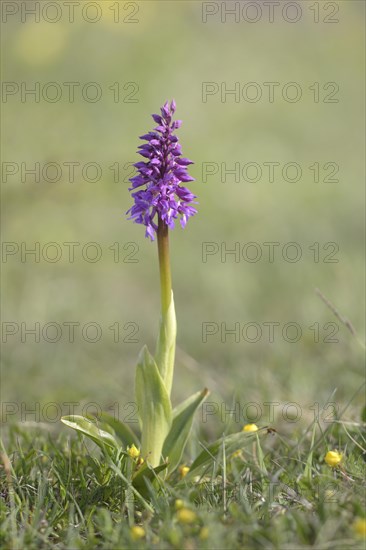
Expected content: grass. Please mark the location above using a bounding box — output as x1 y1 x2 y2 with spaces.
1 399 365 550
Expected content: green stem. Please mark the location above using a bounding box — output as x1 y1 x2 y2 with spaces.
155 216 176 397
157 217 172 314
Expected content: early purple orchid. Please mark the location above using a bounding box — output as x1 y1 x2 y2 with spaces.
127 100 197 240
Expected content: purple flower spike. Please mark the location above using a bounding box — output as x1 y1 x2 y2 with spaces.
127 100 197 240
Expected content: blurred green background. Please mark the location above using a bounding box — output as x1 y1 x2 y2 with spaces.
2 1 365 431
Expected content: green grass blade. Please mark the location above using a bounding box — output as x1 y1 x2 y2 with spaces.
185 430 260 480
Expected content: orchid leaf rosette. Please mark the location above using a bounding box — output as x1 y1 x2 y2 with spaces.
61 101 209 476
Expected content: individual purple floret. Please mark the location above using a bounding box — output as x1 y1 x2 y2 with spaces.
127 100 197 240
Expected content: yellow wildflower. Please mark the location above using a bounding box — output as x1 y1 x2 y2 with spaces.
231 449 242 458
174 499 184 510
176 508 197 524
324 450 342 467
199 526 209 540
179 465 190 477
127 444 140 459
130 526 145 540
242 423 258 432
353 518 366 537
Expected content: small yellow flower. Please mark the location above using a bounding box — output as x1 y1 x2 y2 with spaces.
324 450 342 467
231 449 242 458
130 525 145 540
353 518 366 537
199 526 209 540
127 444 140 459
179 465 190 477
174 499 184 510
176 507 197 524
243 423 258 432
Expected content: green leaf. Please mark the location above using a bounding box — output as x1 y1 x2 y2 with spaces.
135 346 172 467
132 461 169 493
183 430 260 481
61 415 119 451
163 388 209 474
155 290 176 397
89 411 139 449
